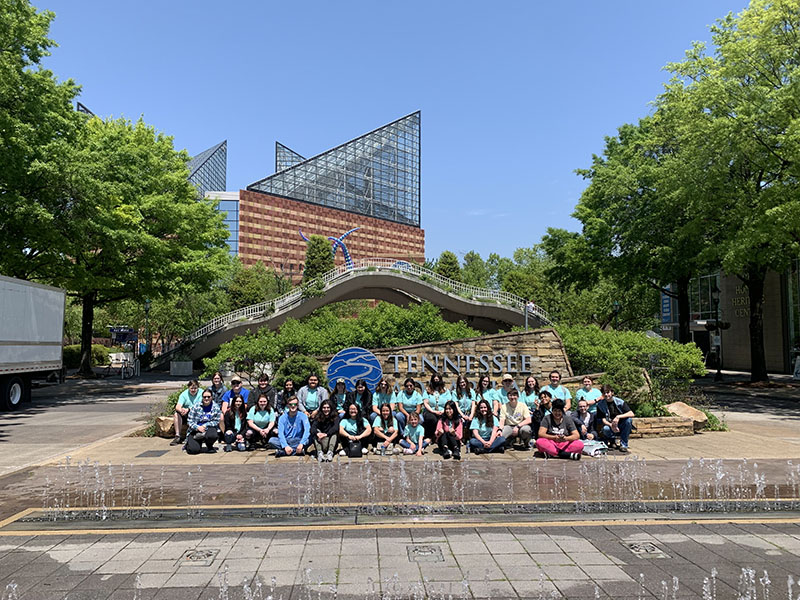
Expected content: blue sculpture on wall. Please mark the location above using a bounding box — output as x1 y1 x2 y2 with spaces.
299 227 360 269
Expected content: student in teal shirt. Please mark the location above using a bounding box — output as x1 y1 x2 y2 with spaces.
423 373 450 439
546 370 572 410
519 376 540 411
575 376 602 413
372 403 400 455
399 412 428 455
469 398 506 454
475 374 498 415
331 378 349 415
453 375 476 423
171 380 205 446
338 403 372 457
494 373 517 414
245 394 276 449
394 377 422 434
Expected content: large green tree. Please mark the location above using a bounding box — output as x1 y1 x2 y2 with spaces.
54 117 231 375
227 259 290 310
461 251 490 287
303 235 334 281
434 250 462 282
663 0 800 380
0 0 82 279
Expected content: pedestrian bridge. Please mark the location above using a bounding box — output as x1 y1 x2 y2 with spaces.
153 258 551 364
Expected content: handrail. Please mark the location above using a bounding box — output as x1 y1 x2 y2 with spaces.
154 258 552 363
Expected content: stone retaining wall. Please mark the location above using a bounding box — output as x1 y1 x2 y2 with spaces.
631 416 694 438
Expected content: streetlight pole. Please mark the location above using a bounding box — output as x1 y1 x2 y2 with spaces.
144 299 151 353
711 285 723 382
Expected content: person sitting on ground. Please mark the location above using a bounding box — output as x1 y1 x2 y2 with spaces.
535 398 583 460
531 390 553 437
310 398 339 461
394 377 422 434
330 378 349 416
275 378 297 416
297 374 328 419
571 399 596 441
269 396 310 457
245 393 277 450
372 402 400 455
221 377 250 418
338 401 372 457
399 410 428 456
474 374 497 416
494 373 517 416
171 379 205 445
251 373 276 409
544 370 572 410
454 374 476 426
435 400 463 460
595 384 635 453
346 379 375 421
223 393 249 452
206 371 227 408
423 372 449 440
185 390 221 454
499 388 533 449
520 376 540 412
575 376 601 413
469 398 506 454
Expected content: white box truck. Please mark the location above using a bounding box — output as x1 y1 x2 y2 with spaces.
0 275 66 410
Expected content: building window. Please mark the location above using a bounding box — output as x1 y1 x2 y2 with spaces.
689 273 720 321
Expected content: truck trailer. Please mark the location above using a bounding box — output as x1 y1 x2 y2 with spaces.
0 275 66 410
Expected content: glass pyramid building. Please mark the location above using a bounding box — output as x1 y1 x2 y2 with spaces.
188 140 227 198
248 111 420 227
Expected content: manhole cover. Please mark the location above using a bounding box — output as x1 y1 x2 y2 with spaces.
623 541 670 559
407 545 444 563
177 549 219 566
136 450 169 458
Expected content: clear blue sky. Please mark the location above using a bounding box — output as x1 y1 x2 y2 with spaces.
42 0 748 261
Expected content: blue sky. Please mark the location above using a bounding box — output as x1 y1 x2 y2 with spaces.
42 0 748 261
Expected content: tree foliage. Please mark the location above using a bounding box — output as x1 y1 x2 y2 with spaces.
227 259 290 310
434 250 462 282
461 251 489 287
303 234 334 281
271 355 327 390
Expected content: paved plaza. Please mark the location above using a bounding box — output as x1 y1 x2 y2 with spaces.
0 372 798 599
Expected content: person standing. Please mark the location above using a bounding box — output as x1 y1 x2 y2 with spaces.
394 378 422 434
251 374 276 409
422 373 449 440
519 376 540 412
545 370 572 411
494 373 517 415
575 376 601 413
275 378 297 415
206 371 227 408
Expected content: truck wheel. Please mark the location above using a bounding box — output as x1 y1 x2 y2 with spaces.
1 376 25 410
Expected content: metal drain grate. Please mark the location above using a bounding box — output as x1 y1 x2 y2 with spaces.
136 450 169 458
177 548 219 567
407 545 444 563
623 541 670 559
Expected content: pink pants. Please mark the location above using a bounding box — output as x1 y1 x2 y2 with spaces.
535 438 584 457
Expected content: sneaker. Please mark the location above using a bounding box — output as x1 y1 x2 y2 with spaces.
392 446 402 455
237 442 246 452
569 452 581 460
325 451 334 461
361 448 369 455
403 448 414 455
339 449 346 457
170 436 181 446
453 451 461 461
497 446 505 454
206 446 217 453
619 445 629 453
224 444 232 452
442 449 452 460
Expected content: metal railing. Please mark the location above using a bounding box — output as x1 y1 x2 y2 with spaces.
154 258 552 363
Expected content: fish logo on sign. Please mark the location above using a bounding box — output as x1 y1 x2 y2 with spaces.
326 347 383 392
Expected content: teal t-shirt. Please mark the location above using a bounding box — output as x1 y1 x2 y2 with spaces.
454 389 475 414
575 387 602 413
372 415 398 431
470 415 499 441
246 407 275 429
333 393 348 412
341 417 369 435
547 384 572 401
235 415 242 431
404 422 425 444
496 387 514 405
178 388 204 410
425 389 451 412
519 390 539 411
395 390 422 412
476 388 497 405
373 391 393 407
304 388 320 410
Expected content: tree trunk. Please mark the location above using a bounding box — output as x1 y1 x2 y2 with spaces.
675 276 691 345
78 292 96 377
743 269 769 382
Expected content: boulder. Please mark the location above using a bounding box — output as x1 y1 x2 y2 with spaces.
665 401 708 432
155 416 175 438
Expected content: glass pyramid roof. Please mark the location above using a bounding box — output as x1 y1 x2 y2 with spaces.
188 140 227 198
248 112 420 227
275 142 306 172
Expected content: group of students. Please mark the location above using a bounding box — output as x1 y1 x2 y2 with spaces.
171 370 635 459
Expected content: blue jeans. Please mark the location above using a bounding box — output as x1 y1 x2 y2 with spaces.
399 439 429 451
599 418 632 447
468 436 506 453
268 436 305 456
394 411 407 433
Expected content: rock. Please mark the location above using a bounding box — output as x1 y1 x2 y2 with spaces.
665 401 708 432
155 416 175 438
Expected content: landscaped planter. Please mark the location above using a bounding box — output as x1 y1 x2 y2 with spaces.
169 360 193 376
630 416 694 438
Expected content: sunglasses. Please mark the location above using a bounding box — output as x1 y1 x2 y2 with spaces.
288 403 298 408
202 395 212 399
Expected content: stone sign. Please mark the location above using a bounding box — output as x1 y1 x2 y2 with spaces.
322 329 571 381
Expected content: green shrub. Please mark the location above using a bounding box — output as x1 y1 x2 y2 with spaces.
301 278 326 299
62 344 112 369
272 355 326 390
558 325 706 404
701 409 728 431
